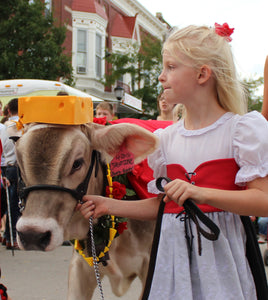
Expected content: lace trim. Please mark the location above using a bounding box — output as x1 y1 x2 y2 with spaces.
235 163 268 185
177 112 234 136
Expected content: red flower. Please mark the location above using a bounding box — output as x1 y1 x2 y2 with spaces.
93 117 107 125
116 221 128 234
132 164 142 178
214 23 234 42
106 181 126 200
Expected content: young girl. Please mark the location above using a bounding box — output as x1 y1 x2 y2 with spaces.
79 24 268 299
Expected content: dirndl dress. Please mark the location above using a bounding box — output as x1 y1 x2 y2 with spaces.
145 111 268 300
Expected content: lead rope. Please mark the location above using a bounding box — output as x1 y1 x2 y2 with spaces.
87 161 113 300
86 162 115 300
89 216 105 300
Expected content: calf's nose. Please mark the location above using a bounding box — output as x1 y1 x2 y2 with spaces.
17 230 51 251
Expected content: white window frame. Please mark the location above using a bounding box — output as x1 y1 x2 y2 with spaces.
77 29 87 74
45 0 52 10
95 33 102 78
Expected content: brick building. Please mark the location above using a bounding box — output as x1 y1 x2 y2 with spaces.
47 0 170 113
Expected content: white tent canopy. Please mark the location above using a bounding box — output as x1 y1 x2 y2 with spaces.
0 79 143 115
0 79 103 105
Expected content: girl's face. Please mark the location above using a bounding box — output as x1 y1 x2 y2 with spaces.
158 51 198 106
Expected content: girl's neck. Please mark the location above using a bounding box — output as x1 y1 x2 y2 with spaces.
184 105 227 130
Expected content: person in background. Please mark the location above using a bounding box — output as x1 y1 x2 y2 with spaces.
257 217 268 243
261 55 268 120
156 91 176 121
0 101 6 239
5 99 20 138
95 102 114 122
0 114 14 246
1 106 9 125
0 101 3 118
3 98 21 250
56 91 69 96
256 56 268 245
0 124 10 244
172 103 185 122
0 132 11 241
79 24 268 299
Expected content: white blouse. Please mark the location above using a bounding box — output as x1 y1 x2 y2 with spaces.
148 111 268 193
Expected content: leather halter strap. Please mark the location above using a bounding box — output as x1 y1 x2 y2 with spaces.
18 150 100 211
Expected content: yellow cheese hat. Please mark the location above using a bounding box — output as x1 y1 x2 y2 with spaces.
18 96 93 125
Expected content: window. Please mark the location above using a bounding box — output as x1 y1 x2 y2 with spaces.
45 0 52 9
95 33 102 78
44 0 52 16
77 30 87 74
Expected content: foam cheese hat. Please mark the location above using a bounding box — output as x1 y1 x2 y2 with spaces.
18 96 93 125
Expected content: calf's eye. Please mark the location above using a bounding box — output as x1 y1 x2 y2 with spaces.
71 158 84 174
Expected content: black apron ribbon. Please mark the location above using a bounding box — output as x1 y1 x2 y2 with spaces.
156 177 220 257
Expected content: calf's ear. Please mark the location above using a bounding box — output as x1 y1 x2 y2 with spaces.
82 123 159 164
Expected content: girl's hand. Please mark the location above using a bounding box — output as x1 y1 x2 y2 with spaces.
163 179 205 207
77 195 110 219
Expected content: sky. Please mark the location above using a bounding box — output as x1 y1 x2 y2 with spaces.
139 0 268 79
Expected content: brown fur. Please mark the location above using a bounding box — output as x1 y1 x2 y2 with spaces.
15 123 158 299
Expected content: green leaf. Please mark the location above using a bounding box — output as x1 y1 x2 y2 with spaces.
126 188 137 196
0 0 73 82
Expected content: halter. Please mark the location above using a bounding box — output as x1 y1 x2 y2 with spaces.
18 150 100 211
17 148 106 298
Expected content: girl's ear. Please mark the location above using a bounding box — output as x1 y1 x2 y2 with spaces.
197 65 212 84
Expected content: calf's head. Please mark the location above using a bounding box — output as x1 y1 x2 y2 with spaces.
16 122 158 251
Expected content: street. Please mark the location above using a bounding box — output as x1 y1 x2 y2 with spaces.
0 243 267 300
0 244 141 300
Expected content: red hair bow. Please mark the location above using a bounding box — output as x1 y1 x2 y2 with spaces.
214 23 234 42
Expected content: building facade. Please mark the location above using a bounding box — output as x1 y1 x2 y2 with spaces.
50 0 169 112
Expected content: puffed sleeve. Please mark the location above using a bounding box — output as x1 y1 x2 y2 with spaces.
234 111 268 185
147 128 167 194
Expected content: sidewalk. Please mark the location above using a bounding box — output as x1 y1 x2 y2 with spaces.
0 243 267 300
0 244 141 300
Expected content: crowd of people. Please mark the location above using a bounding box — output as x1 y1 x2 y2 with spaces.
0 22 268 300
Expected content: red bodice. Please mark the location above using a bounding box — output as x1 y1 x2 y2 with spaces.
165 158 245 214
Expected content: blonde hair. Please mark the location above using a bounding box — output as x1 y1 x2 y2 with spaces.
163 25 247 115
173 104 185 121
96 102 114 114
